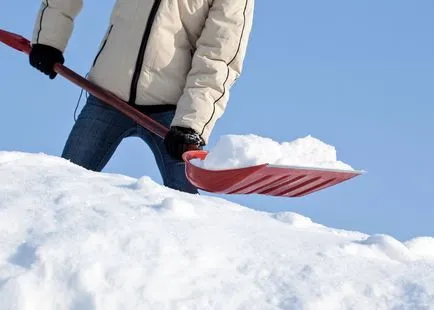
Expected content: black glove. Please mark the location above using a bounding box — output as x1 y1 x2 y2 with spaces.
164 126 205 160
29 44 64 79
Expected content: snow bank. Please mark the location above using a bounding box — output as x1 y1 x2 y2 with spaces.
192 134 355 171
0 151 433 310
405 237 434 259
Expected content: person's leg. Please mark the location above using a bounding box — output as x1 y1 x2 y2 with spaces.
62 95 136 172
138 110 199 194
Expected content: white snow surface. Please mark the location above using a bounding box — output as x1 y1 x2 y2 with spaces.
1 151 433 310
191 134 356 171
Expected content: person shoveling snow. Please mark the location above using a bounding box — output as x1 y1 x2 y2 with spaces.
0 0 362 198
26 0 255 194
0 28 363 198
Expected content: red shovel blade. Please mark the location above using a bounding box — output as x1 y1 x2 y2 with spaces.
183 151 362 197
0 29 31 54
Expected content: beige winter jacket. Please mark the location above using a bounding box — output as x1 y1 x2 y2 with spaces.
32 0 254 143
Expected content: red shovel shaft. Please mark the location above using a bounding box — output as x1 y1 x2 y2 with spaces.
0 29 169 138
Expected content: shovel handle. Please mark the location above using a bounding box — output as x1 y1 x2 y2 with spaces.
0 29 169 138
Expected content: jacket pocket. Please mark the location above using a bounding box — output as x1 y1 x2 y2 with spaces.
92 24 114 67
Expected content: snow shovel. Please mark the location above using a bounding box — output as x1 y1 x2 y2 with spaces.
0 29 363 197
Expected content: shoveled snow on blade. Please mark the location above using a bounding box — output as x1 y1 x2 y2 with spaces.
191 134 356 171
0 151 432 310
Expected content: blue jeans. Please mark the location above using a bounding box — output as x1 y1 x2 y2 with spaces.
62 95 198 194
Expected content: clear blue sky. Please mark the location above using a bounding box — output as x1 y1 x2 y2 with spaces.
1 1 433 241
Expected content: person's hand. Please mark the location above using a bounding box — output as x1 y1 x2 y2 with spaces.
29 44 64 79
164 126 205 160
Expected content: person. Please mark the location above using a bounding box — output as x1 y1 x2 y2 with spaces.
29 0 254 194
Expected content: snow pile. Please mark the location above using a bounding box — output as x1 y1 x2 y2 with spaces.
192 134 355 171
1 151 433 310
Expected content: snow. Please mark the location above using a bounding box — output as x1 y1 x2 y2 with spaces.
191 134 356 171
1 151 433 310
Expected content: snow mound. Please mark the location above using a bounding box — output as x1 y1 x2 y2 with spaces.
405 237 434 259
192 134 355 171
271 212 319 229
341 234 413 263
0 151 433 310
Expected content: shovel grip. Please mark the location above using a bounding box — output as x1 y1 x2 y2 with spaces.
0 29 169 138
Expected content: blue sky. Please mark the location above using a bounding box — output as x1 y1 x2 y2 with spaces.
1 1 433 241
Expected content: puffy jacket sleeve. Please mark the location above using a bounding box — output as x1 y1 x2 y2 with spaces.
32 0 83 52
171 0 254 144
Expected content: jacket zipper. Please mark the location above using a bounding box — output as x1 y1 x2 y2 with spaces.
129 0 162 105
92 24 113 67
